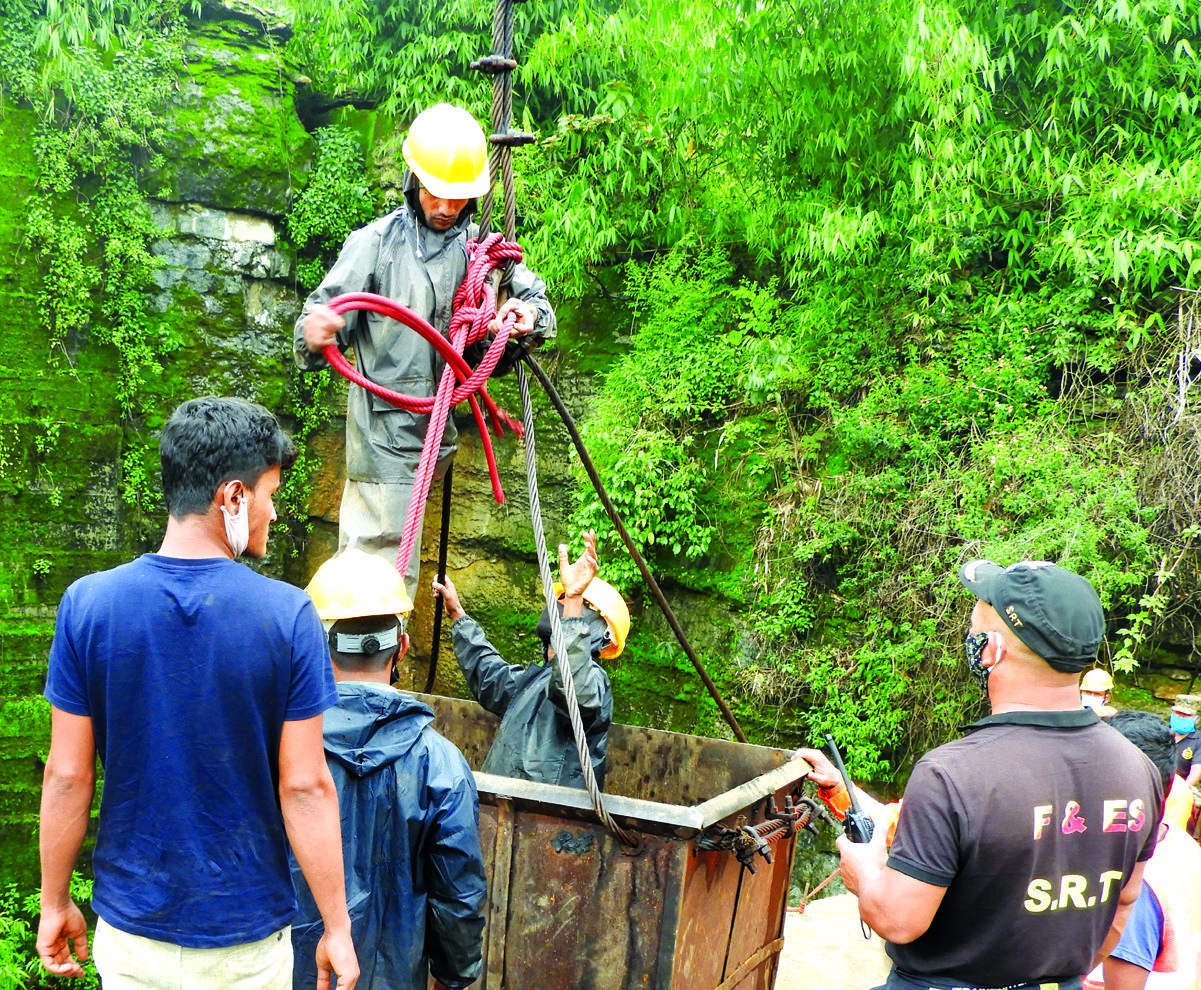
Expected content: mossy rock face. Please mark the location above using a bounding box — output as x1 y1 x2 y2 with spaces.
144 17 312 215
148 201 300 409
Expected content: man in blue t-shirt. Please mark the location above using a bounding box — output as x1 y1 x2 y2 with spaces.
36 397 359 989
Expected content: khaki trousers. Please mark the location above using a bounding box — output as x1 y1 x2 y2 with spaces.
338 453 453 602
93 917 292 990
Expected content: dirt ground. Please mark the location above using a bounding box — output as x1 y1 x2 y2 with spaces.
775 893 893 990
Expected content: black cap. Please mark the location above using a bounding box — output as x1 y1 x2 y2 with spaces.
957 559 1105 672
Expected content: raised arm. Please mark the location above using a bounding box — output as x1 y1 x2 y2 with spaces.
293 224 379 371
439 577 524 716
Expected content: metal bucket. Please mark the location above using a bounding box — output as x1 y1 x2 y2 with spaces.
415 692 812 990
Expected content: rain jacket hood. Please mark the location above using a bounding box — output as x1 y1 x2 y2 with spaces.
290 683 486 990
322 679 432 778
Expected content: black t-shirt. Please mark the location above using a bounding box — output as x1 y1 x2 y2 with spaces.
1174 730 1200 779
886 710 1162 986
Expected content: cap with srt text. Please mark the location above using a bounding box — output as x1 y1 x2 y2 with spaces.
957 559 1105 673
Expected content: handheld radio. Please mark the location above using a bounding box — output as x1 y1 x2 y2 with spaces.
824 733 875 844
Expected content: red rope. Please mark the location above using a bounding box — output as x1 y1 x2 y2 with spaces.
321 232 526 577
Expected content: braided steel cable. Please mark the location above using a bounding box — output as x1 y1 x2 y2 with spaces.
516 362 637 848
479 0 509 234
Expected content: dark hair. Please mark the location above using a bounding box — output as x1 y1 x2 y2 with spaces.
329 616 402 673
160 397 296 518
1107 709 1175 791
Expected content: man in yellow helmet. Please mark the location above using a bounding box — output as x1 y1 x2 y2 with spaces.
1080 667 1117 718
433 530 629 789
294 103 555 599
293 548 487 990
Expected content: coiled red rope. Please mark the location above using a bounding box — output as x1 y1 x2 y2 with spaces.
321 232 525 577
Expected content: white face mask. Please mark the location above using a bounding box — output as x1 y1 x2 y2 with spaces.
221 484 249 557
1081 693 1106 710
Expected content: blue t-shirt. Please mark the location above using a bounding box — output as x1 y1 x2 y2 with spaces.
45 554 337 948
1109 883 1163 972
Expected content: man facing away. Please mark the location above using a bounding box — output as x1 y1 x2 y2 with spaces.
292 548 486 990
432 530 628 790
839 559 1163 990
294 102 556 599
37 396 357 989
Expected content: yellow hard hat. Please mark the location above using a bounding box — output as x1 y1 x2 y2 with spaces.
552 577 630 659
1080 668 1114 693
402 103 491 199
305 548 413 626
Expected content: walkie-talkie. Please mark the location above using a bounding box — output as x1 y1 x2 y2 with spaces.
824 733 875 844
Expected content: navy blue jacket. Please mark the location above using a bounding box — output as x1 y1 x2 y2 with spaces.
290 684 486 990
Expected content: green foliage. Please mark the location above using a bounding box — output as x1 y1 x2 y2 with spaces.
287 126 376 254
276 368 336 557
277 125 378 550
570 249 781 592
281 0 623 121
3 1 189 509
0 874 98 988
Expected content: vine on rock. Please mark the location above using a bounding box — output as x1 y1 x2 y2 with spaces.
1 0 193 509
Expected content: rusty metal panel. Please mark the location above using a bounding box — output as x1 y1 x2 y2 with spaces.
490 811 685 989
719 839 793 990
416 692 797 810
672 848 745 989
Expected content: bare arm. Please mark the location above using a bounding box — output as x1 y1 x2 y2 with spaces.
837 831 947 943
279 716 358 990
1089 862 1145 972
1102 958 1151 990
1186 764 1201 787
37 707 96 978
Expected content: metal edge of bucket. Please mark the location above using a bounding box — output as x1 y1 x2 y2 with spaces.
471 756 814 837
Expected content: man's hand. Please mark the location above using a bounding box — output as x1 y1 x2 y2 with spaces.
432 577 465 622
489 297 537 338
315 929 359 990
36 900 89 978
835 825 888 897
792 748 840 789
558 530 598 601
303 304 345 355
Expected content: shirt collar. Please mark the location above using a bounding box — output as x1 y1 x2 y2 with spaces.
959 708 1100 734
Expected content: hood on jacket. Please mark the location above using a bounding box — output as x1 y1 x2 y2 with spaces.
323 683 435 778
402 168 478 233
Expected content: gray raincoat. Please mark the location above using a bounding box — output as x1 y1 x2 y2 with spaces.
293 172 555 483
451 615 612 789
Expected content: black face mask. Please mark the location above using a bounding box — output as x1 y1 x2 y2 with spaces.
964 632 991 688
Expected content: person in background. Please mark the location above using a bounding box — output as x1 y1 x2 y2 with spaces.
293 548 486 990
837 559 1163 990
1081 668 1118 719
1169 697 1201 788
433 531 628 790
1084 710 1201 990
37 396 356 989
